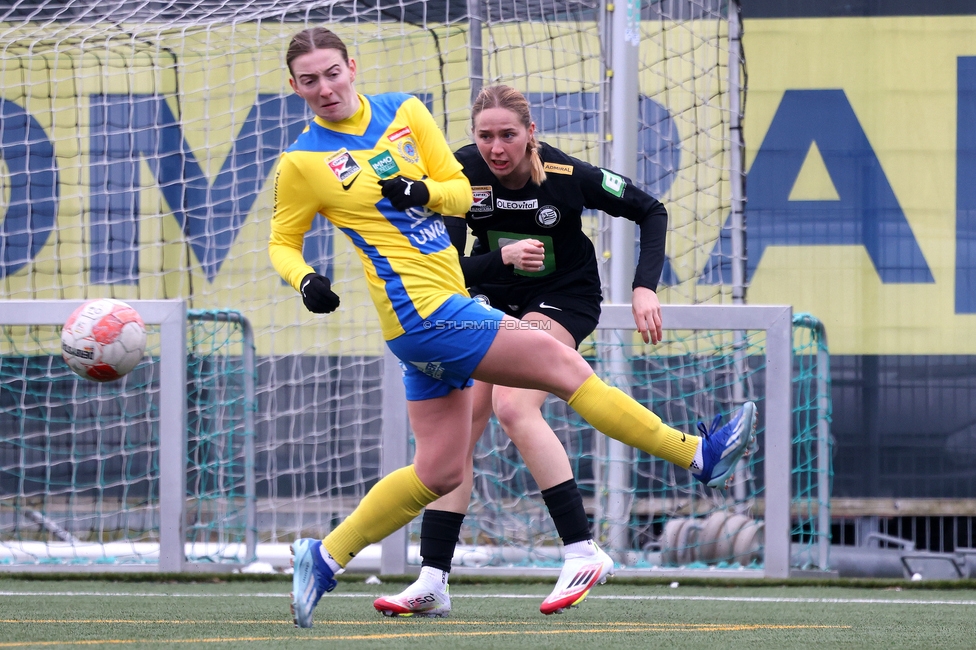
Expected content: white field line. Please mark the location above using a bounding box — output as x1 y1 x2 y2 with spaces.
2 591 976 607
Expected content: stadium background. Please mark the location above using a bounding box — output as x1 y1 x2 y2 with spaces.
741 0 976 506
1 0 976 563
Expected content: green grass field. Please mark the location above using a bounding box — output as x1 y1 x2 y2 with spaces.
2 575 976 649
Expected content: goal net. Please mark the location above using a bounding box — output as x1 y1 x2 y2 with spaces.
0 1 830 575
0 301 256 569
410 305 830 578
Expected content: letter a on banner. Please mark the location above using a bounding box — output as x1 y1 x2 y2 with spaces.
702 89 932 285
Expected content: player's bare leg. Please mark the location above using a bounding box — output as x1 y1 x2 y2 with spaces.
489 314 613 614
294 388 474 627
374 381 493 617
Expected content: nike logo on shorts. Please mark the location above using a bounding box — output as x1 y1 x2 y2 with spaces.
538 302 562 311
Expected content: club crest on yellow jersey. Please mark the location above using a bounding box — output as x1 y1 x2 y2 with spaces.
398 138 420 164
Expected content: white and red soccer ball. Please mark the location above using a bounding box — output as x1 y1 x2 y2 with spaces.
61 299 147 382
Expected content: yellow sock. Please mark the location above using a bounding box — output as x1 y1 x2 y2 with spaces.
323 465 438 568
568 374 699 468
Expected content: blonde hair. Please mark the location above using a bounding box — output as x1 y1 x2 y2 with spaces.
471 85 546 185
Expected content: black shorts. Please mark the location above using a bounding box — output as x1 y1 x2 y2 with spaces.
468 286 601 349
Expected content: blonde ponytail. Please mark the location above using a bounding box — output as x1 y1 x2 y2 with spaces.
527 135 546 186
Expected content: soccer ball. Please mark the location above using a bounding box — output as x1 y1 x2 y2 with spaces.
61 299 147 382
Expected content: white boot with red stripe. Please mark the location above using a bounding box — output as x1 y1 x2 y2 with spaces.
373 566 452 618
539 541 614 615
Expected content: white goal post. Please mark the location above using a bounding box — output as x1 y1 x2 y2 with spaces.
382 303 797 579
0 299 261 573
599 303 795 578
0 301 827 578
1 300 187 571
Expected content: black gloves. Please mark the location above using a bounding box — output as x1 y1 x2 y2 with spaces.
300 273 340 314
378 176 430 211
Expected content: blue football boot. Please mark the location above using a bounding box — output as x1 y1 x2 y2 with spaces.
290 538 337 628
693 401 758 489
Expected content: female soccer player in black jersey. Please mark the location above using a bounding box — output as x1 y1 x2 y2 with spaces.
374 85 742 618
272 29 756 628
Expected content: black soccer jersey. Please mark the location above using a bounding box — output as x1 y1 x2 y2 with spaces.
451 142 668 309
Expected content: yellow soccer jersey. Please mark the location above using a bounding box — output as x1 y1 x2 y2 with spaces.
269 93 473 339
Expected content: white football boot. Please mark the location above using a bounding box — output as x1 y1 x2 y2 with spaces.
373 566 452 617
540 542 614 615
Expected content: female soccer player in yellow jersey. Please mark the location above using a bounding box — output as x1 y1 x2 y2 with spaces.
270 28 757 628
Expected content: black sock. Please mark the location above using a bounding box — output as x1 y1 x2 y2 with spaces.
541 478 591 545
419 509 465 573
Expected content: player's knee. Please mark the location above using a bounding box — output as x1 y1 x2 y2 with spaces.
545 346 592 397
491 389 533 431
426 473 464 497
416 460 465 496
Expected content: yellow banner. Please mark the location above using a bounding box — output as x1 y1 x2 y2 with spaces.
743 16 976 354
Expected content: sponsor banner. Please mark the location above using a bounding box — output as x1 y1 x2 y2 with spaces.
740 16 976 354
